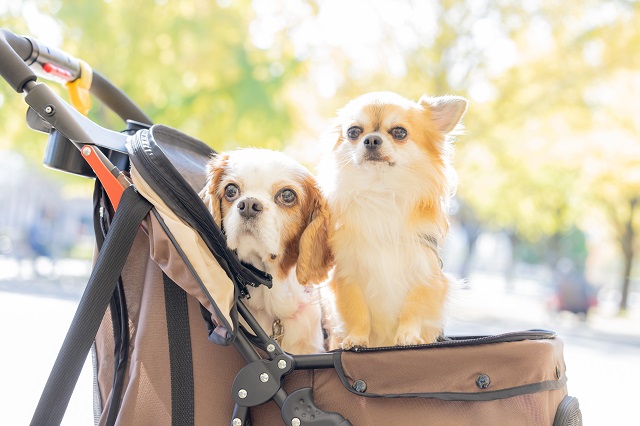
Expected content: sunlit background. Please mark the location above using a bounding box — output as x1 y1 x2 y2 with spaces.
1 0 639 424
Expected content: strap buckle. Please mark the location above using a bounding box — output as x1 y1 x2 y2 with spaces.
271 319 284 344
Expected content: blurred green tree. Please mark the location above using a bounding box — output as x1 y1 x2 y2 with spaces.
1 0 638 313
63 0 309 151
0 0 305 154
456 0 640 312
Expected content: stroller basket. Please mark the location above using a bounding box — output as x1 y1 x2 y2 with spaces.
0 29 582 426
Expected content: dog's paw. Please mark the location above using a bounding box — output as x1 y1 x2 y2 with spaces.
341 335 369 350
395 324 442 346
394 329 425 347
421 326 443 344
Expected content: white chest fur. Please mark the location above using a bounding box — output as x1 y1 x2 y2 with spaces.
244 269 324 354
246 271 307 322
328 165 439 344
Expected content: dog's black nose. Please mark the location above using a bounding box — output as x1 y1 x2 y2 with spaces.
363 135 383 150
238 197 263 219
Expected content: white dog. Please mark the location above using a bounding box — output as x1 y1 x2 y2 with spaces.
201 148 332 354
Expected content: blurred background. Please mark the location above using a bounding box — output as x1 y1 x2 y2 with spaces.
1 0 639 424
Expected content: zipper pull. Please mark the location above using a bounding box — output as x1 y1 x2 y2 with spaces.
235 275 251 300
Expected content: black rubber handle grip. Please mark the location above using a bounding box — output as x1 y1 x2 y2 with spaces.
0 28 37 92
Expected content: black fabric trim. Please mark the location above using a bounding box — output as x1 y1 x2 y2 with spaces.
127 127 271 303
91 182 105 423
332 334 568 401
127 126 276 344
348 329 558 353
151 209 238 346
104 278 129 426
163 273 195 426
30 187 152 426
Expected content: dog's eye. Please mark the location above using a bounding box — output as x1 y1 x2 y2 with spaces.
390 127 408 140
276 189 297 206
346 126 363 141
224 184 240 201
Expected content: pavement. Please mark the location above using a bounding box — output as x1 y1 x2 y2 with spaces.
0 290 93 425
1 271 638 425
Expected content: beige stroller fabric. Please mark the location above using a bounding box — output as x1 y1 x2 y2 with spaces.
94 227 307 425
131 163 235 327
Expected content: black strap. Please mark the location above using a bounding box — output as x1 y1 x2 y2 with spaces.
30 187 152 426
163 273 195 426
93 183 130 426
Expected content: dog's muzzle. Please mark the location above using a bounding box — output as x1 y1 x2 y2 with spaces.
361 134 393 164
363 135 383 151
238 197 263 219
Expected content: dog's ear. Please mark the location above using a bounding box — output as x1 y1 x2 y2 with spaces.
199 153 228 228
320 118 344 152
330 121 344 151
296 178 333 286
419 95 468 135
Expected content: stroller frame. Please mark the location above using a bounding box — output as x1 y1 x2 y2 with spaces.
0 28 347 426
1 29 581 426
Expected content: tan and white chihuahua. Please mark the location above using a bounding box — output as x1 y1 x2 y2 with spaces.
318 92 468 349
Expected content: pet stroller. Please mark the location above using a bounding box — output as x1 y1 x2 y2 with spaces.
0 29 582 426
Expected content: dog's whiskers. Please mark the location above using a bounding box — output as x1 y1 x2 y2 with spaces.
336 153 353 170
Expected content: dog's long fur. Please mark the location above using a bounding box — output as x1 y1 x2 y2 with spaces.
318 92 468 349
201 148 332 354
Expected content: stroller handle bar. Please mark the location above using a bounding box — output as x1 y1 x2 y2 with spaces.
0 29 37 93
24 35 81 83
0 28 152 125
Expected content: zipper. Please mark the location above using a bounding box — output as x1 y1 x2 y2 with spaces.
350 330 557 352
129 130 272 290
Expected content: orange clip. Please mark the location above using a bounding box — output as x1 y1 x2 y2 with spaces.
80 145 125 210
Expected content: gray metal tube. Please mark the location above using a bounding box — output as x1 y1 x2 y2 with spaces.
0 29 37 92
91 71 152 125
0 28 151 124
25 82 128 153
25 36 81 82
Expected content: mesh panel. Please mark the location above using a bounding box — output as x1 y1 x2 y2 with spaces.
569 409 583 426
553 396 583 426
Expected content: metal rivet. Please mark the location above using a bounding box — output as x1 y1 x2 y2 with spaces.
278 359 287 369
82 146 92 156
476 374 491 389
238 389 247 399
291 418 301 426
260 372 269 383
44 105 55 116
352 379 367 393
267 344 276 352
556 366 561 380
232 419 242 426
